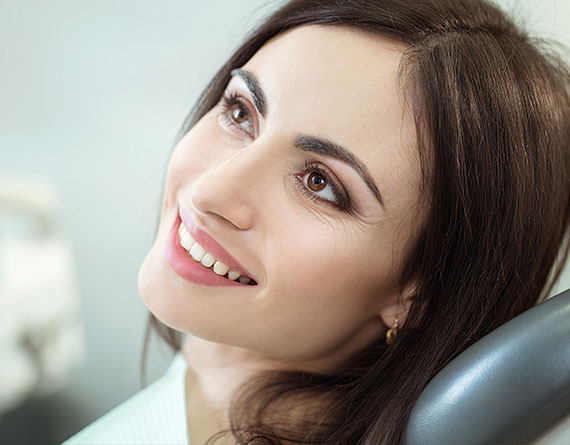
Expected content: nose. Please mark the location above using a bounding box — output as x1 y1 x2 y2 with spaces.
188 142 278 231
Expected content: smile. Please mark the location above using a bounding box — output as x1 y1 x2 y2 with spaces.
164 210 257 287
178 222 256 285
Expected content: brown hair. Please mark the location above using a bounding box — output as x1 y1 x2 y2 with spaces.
144 0 570 442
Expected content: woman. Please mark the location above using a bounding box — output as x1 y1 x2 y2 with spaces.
66 0 570 443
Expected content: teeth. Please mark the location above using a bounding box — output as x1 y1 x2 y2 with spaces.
189 243 206 261
213 261 229 276
200 253 216 268
227 269 241 281
178 221 255 284
180 232 194 250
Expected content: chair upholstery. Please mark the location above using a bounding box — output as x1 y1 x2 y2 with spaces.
403 288 570 444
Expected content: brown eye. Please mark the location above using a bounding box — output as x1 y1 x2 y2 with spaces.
307 172 327 191
220 92 256 138
297 163 347 209
230 104 248 124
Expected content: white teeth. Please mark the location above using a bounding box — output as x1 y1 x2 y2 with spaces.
189 243 206 262
213 261 229 276
178 221 254 284
200 253 216 268
227 269 241 281
180 232 194 250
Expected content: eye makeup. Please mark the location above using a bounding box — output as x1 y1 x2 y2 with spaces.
228 69 385 210
294 161 352 212
219 90 257 138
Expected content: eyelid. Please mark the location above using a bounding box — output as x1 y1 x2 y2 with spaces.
219 88 261 138
240 92 263 135
296 161 352 212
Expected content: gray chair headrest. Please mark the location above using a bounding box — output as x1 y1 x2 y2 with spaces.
403 288 570 445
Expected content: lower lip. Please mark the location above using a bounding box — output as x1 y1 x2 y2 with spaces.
165 214 247 287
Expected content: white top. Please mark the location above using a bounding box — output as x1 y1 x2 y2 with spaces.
63 353 189 445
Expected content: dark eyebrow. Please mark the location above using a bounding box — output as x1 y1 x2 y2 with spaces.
295 135 385 208
230 68 384 209
230 69 268 117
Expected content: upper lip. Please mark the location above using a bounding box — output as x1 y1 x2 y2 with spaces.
179 206 256 281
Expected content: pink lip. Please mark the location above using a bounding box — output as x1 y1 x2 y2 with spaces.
164 208 256 287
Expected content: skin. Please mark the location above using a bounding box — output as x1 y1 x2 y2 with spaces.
138 25 424 441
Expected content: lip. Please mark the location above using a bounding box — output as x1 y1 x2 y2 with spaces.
164 207 256 287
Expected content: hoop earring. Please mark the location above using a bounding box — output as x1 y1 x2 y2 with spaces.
385 315 399 345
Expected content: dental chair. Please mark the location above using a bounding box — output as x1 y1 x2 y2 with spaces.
403 287 570 444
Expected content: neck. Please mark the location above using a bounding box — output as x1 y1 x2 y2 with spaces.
182 335 283 444
181 318 385 443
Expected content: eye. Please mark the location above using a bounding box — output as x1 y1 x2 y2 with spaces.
295 162 351 212
219 91 256 138
304 171 336 200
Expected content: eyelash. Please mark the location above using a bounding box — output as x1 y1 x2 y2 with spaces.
218 90 352 213
219 90 255 137
295 162 351 212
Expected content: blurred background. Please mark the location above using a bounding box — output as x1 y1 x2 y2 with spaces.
0 0 569 443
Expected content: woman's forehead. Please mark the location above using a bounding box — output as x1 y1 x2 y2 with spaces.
244 25 408 129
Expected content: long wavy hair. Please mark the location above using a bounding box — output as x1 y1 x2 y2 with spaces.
142 0 570 443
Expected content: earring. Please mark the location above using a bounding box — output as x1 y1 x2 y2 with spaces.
385 315 399 345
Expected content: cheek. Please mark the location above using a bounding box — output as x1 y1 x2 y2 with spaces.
272 216 396 295
252 219 397 360
137 223 191 331
164 138 203 191
164 115 223 193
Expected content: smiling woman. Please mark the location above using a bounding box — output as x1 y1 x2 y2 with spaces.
64 0 570 444
140 26 422 373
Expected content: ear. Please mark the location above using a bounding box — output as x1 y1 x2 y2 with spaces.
378 282 415 329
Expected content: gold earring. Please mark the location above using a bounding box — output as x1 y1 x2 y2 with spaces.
385 315 399 345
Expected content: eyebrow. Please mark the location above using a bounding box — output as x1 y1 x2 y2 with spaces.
231 69 268 117
229 69 385 208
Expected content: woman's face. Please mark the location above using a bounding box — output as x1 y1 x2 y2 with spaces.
139 25 423 369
